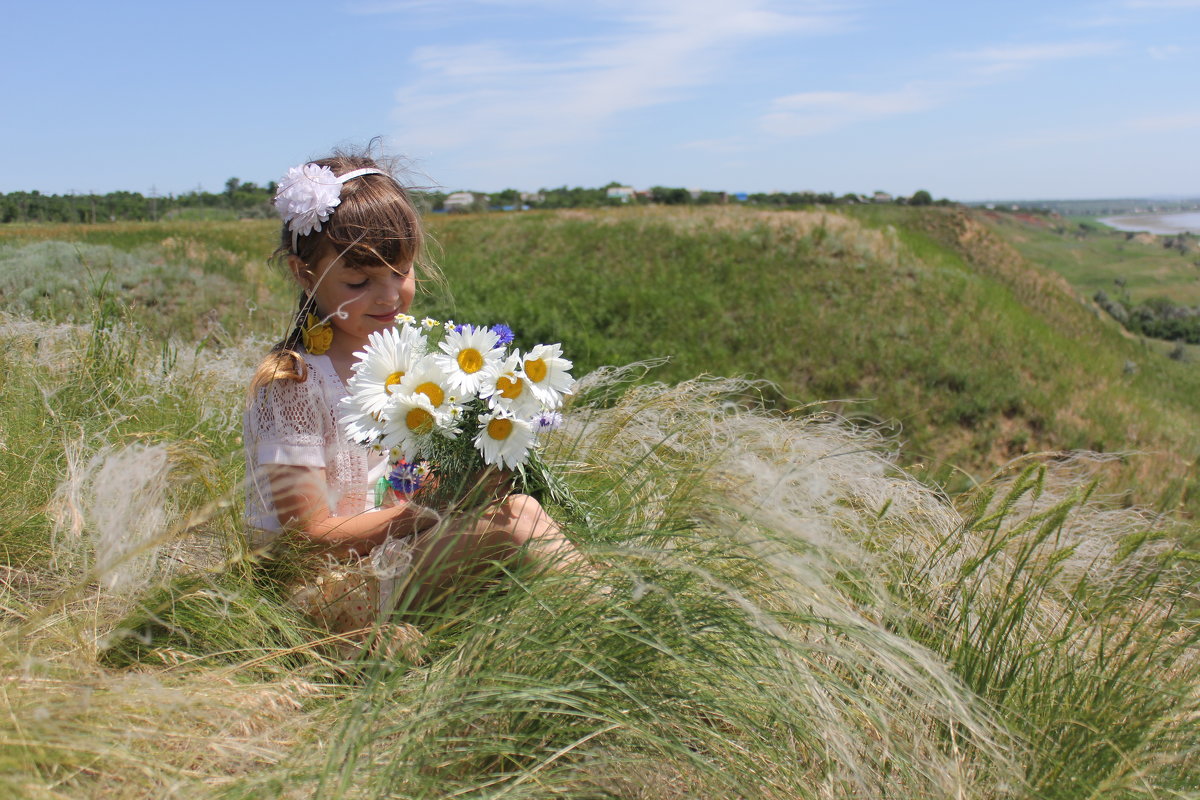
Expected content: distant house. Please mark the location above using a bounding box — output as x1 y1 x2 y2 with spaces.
872 191 893 203
606 186 636 202
520 191 544 205
444 191 486 213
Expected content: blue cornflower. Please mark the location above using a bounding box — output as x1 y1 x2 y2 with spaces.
491 322 515 346
387 461 425 495
534 410 563 432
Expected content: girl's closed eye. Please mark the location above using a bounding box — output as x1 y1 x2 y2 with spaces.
346 278 369 289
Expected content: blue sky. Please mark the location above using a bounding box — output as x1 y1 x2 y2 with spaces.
4 0 1198 200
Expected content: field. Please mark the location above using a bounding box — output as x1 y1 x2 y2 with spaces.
984 211 1200 306
1 206 1197 798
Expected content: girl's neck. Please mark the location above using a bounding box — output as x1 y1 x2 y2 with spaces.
322 334 365 385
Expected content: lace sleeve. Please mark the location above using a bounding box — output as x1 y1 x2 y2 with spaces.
246 376 327 469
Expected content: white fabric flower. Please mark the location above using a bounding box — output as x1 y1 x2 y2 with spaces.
274 163 343 237
521 343 574 408
474 410 535 469
435 325 506 396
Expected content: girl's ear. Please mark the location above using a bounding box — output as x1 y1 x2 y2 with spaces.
288 255 315 292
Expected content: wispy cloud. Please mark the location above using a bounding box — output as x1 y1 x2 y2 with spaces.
759 84 944 137
998 111 1200 150
381 0 850 181
954 41 1120 75
1122 0 1200 8
1128 111 1200 132
758 38 1119 139
1147 43 1186 59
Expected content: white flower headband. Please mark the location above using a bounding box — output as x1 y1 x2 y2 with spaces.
273 163 385 250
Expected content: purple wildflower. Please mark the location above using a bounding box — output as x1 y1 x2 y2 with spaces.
534 410 563 432
491 323 515 346
387 460 425 495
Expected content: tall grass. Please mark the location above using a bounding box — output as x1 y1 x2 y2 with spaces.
1 295 1197 797
5 209 1200 511
1 210 1197 797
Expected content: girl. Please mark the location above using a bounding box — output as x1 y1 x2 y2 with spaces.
244 152 577 647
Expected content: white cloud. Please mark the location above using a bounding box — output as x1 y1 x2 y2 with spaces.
1122 0 1200 8
681 137 749 154
757 36 1123 139
1148 43 1186 59
1128 111 1200 132
996 110 1200 151
382 0 849 182
955 41 1120 75
759 84 943 136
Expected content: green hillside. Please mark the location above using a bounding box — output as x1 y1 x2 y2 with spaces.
2 208 1198 798
4 206 1198 511
422 205 1200 512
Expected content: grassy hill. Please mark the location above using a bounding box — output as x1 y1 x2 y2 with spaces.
420 205 1200 513
1 207 1197 798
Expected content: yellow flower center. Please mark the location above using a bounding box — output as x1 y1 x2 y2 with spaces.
457 348 484 374
524 357 548 383
405 408 435 433
414 381 445 407
497 375 523 400
487 418 514 441
384 371 404 393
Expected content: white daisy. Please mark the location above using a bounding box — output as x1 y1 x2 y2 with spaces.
397 354 457 412
478 352 543 417
341 389 386 445
343 325 427 418
379 392 456 461
435 324 505 396
421 317 441 330
521 343 574 408
474 410 536 469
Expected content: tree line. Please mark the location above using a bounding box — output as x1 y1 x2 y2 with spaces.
1 178 948 224
0 179 279 224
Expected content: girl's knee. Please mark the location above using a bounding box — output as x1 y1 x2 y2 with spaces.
505 494 560 543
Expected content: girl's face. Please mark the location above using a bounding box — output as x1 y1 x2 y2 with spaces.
291 243 416 352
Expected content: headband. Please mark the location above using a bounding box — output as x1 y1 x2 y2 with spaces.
274 163 386 249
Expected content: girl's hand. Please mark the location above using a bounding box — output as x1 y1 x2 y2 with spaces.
473 467 514 502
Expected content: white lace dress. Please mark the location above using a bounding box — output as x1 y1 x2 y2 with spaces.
244 352 417 621
244 352 387 544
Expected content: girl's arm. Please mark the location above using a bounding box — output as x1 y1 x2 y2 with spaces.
266 464 440 559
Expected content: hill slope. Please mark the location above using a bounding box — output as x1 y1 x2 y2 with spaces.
424 205 1200 511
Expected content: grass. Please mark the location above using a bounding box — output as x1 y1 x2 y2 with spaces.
983 211 1200 306
1 209 1198 797
5 207 1199 509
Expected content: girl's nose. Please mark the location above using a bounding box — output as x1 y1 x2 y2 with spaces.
378 276 402 304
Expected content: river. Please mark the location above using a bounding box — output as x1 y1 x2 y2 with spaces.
1098 211 1200 235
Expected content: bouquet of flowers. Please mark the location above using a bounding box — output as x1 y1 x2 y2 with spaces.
340 316 574 507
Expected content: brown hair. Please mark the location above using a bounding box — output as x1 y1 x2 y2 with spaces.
249 149 433 393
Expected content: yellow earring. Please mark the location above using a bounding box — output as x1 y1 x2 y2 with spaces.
302 312 333 355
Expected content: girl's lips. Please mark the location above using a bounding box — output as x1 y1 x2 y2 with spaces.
369 311 399 321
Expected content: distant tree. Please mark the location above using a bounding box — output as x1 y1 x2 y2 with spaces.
491 188 521 209
910 189 933 206
650 186 692 205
